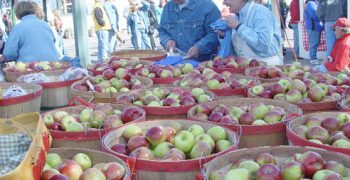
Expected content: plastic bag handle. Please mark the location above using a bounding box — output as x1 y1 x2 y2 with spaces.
68 96 93 107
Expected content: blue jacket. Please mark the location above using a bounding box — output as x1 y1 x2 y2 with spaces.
158 0 221 61
104 1 119 32
127 10 150 35
4 15 59 62
305 0 323 31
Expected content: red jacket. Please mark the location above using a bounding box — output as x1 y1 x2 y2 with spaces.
325 34 350 71
290 0 300 24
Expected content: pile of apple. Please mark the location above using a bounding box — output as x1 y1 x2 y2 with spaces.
92 57 151 73
201 56 264 69
72 68 147 93
307 72 350 87
191 103 287 125
293 113 350 148
6 61 66 72
210 151 349 180
247 62 313 80
42 152 125 180
110 123 232 161
43 103 144 132
177 68 255 90
135 63 194 79
250 78 342 103
116 87 213 107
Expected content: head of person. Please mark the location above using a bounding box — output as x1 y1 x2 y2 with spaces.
332 18 350 39
15 1 38 20
129 0 140 12
35 6 45 20
223 0 249 14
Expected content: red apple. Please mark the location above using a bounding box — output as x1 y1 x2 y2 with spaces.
208 112 224 122
111 144 130 155
59 160 83 180
342 122 350 139
255 153 276 165
321 117 340 134
298 151 325 178
127 135 148 151
196 104 212 115
49 174 69 180
256 164 282 180
110 61 123 70
307 126 330 144
41 169 59 180
145 126 166 146
280 161 304 180
129 147 155 160
102 162 126 180
103 69 115 80
164 127 176 144
240 112 256 125
121 107 144 123
79 168 106 180
180 96 196 105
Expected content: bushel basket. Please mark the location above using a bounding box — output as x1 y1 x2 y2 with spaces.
111 50 167 61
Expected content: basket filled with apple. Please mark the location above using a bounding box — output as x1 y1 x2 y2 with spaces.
175 67 259 98
287 111 350 156
0 82 42 118
204 145 350 180
247 77 343 113
111 49 167 61
116 87 215 120
3 61 71 82
101 119 239 180
42 103 146 150
87 57 153 76
187 98 302 148
135 63 195 85
42 148 131 180
16 68 87 109
71 68 153 103
244 62 313 83
199 56 266 74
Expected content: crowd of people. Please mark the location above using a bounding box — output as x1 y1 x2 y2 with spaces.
0 0 348 72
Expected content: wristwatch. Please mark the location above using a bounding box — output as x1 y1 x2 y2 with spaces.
235 23 242 30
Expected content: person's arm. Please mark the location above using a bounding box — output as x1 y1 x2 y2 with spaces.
94 7 105 26
3 27 20 61
112 5 120 31
158 5 173 49
194 4 221 55
307 2 320 21
316 0 324 21
127 15 132 34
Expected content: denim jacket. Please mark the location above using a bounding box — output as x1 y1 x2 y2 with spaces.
127 10 150 36
305 0 323 31
158 0 221 61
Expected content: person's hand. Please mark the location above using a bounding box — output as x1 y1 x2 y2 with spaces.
166 40 176 51
222 15 240 29
214 29 225 38
186 46 200 59
0 55 5 62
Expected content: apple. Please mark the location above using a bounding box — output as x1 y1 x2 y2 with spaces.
66 121 84 132
145 126 166 146
162 148 186 161
129 147 155 160
189 141 212 159
197 94 211 103
121 107 143 123
292 79 306 93
191 88 205 98
240 112 256 125
209 170 226 180
267 66 282 78
307 126 330 144
312 169 341 180
325 160 347 177
59 160 83 180
238 160 260 177
328 131 348 144
321 117 340 134
207 126 227 142
207 79 220 89
305 117 322 129
224 168 251 180
196 104 212 115
122 125 143 141
308 86 325 102
102 162 126 180
44 114 55 129
333 139 350 148
271 83 287 96
103 115 123 129
228 106 244 119
127 135 148 151
53 111 69 123
154 142 174 158
41 169 59 180
209 112 224 122
215 140 232 152
102 69 115 80
280 161 304 180
285 89 303 103
174 131 195 153
188 124 205 137
111 144 129 155
298 151 325 178
250 104 269 119
293 125 308 139
278 79 292 90
342 122 350 139
50 174 69 180
79 168 106 180
79 108 93 123
195 134 215 149
251 85 264 95
255 153 276 166
256 164 281 180
264 111 282 124
115 68 130 80
72 153 92 170
46 153 63 169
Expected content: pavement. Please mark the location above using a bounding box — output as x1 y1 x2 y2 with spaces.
63 28 313 66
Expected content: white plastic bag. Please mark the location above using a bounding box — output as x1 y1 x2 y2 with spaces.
3 85 28 98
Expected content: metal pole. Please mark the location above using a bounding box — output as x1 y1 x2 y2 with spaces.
43 0 48 21
72 0 91 67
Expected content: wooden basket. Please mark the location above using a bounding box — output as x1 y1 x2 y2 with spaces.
203 146 350 180
0 113 51 180
3 62 70 82
102 119 239 180
49 148 131 180
17 69 82 109
111 50 167 61
287 111 350 156
247 83 338 114
0 82 42 119
71 76 153 104
43 104 146 150
187 98 302 148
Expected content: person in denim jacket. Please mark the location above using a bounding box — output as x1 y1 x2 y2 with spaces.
158 0 221 61
127 0 152 50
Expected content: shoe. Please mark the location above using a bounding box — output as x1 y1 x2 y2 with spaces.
310 59 321 65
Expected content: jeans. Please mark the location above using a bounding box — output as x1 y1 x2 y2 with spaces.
291 23 299 56
307 29 321 60
108 30 117 54
132 29 151 50
325 21 336 56
96 30 109 63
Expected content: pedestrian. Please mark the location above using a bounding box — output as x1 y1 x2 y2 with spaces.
289 0 300 58
315 18 350 72
222 0 282 65
93 0 112 63
145 0 158 50
157 0 167 24
158 0 221 61
52 10 63 35
104 0 119 53
127 0 152 50
2 1 59 62
280 0 289 55
305 0 323 64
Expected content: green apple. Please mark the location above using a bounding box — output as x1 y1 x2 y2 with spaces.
228 106 244 119
148 101 161 107
250 103 269 119
333 139 350 148
122 125 143 140
224 168 250 180
313 169 341 180
191 88 205 98
195 134 215 149
188 124 205 137
238 160 260 177
154 142 174 158
43 163 51 171
215 140 232 152
251 85 264 95
46 153 62 169
207 79 220 90
207 126 227 142
66 121 85 132
181 63 193 74
325 161 347 177
189 141 212 159
152 88 165 99
252 119 267 125
79 108 93 123
278 79 292 90
73 153 92 170
174 131 195 153
61 116 77 130
43 114 54 129
197 94 211 103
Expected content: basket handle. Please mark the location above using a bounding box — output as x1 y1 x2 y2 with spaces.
68 96 94 107
126 156 137 179
0 119 35 140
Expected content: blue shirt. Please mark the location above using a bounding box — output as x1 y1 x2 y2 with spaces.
236 1 281 58
305 0 323 31
4 15 59 62
104 1 119 31
158 0 221 61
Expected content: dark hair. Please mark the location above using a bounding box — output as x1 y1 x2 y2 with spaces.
15 1 38 20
